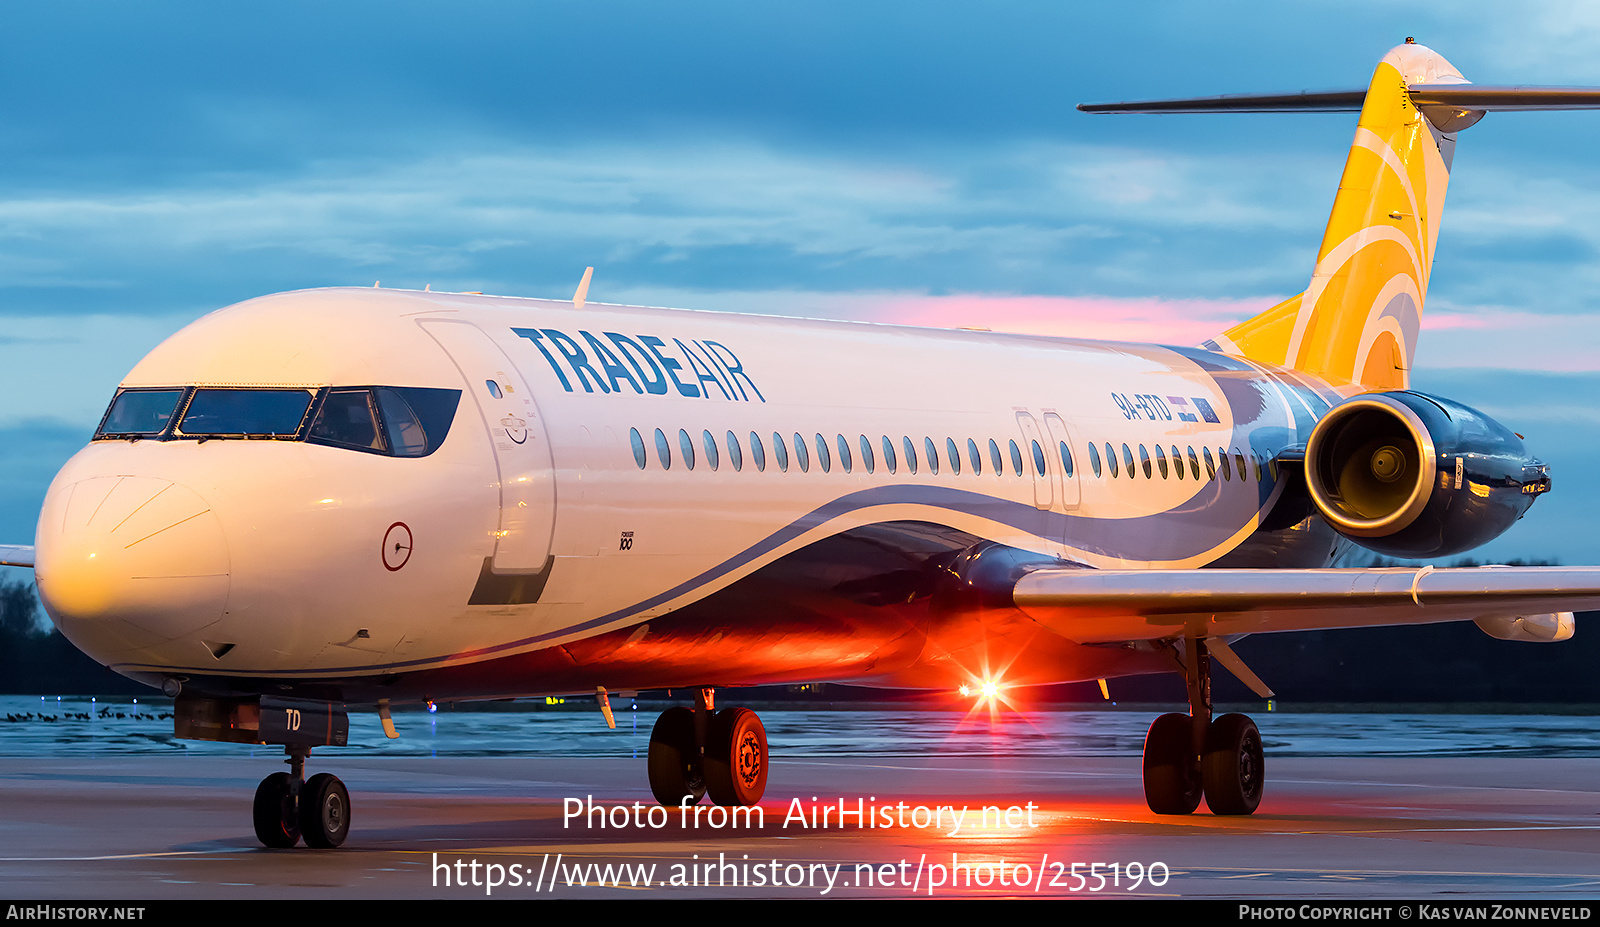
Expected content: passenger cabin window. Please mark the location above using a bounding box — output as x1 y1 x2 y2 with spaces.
967 438 982 475
702 429 720 471
630 428 648 469
1089 442 1102 478
749 432 765 471
860 435 876 473
946 438 962 475
655 428 672 469
679 429 696 470
882 436 898 474
989 439 1003 476
926 438 940 475
772 432 789 471
793 433 809 472
815 434 831 473
1008 439 1023 476
727 431 743 471
1059 441 1073 477
836 435 853 473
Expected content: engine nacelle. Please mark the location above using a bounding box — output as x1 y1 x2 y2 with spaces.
1304 391 1549 558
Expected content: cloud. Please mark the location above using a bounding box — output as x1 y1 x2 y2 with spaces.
0 315 191 427
1415 306 1600 372
853 293 1275 344
0 138 1334 317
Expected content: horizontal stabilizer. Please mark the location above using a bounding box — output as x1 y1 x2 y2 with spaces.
1408 85 1600 110
0 545 33 568
1013 566 1600 644
1078 90 1365 114
1079 85 1600 115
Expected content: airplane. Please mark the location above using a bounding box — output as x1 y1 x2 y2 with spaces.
6 39 1600 849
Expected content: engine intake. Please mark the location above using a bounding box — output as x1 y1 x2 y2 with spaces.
1304 391 1546 558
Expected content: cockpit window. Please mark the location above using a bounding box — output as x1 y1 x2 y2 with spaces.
97 389 184 437
375 388 428 456
95 384 461 457
307 386 460 457
382 387 459 456
178 389 315 437
308 390 384 451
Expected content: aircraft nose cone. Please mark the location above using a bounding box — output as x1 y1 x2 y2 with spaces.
35 476 230 653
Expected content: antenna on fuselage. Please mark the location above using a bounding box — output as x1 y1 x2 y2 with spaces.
573 266 594 309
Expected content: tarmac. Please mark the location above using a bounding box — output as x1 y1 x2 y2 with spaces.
3 753 1599 899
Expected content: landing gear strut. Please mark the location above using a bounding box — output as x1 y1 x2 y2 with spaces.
1142 638 1264 816
252 744 351 848
648 688 768 807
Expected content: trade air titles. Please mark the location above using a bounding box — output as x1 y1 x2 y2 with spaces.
514 328 764 402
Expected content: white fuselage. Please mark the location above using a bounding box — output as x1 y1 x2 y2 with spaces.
32 287 1345 701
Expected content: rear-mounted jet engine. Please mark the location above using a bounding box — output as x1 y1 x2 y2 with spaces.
1305 391 1550 559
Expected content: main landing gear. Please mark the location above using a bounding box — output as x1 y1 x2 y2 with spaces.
1142 638 1264 816
252 745 351 849
647 688 769 807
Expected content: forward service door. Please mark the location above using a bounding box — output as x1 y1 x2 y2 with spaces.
418 318 556 574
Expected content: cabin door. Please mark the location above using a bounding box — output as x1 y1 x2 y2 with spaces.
418 318 556 573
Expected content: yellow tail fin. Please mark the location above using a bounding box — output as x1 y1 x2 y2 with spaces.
1213 42 1466 390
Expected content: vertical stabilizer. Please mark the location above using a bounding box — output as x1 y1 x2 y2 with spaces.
1213 43 1466 390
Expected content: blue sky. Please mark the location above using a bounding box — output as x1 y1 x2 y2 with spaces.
4 1 1600 569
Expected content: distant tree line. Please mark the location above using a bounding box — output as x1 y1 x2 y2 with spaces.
0 576 148 695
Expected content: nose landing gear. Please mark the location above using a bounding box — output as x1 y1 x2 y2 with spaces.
252 745 351 848
647 688 768 808
1142 638 1265 816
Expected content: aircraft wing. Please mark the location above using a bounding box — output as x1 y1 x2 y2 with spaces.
0 545 34 568
1013 566 1600 644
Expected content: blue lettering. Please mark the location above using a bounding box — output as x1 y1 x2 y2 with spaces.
543 329 611 394
692 340 740 400
702 340 764 403
516 327 759 402
641 336 699 398
605 333 669 395
675 338 730 400
580 331 643 394
512 328 573 392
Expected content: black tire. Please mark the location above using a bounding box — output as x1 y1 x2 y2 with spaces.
647 707 705 806
1203 713 1264 815
299 773 351 848
705 707 768 806
1143 712 1202 815
253 772 300 848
